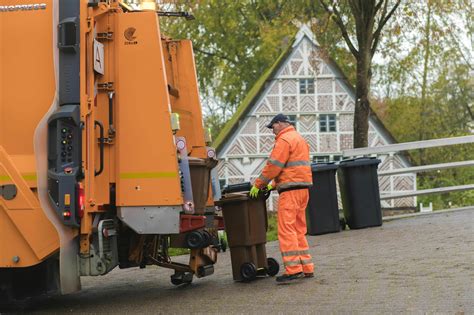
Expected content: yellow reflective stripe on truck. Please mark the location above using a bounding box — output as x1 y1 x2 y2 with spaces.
22 173 37 181
119 172 177 179
0 174 37 181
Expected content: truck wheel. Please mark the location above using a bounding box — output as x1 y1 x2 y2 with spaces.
185 231 205 249
240 262 257 281
266 257 280 276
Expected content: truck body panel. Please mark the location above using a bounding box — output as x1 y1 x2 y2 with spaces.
1 0 221 305
0 0 60 269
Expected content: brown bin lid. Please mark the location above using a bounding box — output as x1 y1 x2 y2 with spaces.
188 157 218 169
187 157 206 166
215 192 251 205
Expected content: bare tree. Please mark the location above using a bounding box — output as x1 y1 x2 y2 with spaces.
319 0 401 148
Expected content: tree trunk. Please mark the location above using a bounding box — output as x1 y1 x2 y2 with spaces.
353 45 372 148
318 0 400 148
419 2 432 165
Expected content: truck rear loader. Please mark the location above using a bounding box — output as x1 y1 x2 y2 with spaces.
0 0 222 304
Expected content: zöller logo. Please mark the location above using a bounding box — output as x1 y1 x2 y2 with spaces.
0 3 46 12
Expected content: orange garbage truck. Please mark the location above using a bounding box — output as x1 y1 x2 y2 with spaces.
0 0 222 304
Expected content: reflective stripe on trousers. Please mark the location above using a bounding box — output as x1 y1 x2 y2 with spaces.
278 189 314 274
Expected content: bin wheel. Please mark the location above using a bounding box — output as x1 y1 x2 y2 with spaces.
220 237 227 252
266 257 280 276
171 277 183 285
171 277 193 285
240 262 257 281
171 272 193 286
201 230 212 247
182 273 193 284
185 231 205 249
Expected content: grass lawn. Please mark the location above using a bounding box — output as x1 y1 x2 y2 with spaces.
266 212 278 242
168 247 190 256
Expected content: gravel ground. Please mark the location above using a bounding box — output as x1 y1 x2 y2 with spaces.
14 208 474 314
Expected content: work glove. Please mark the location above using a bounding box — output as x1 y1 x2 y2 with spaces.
249 185 260 198
266 184 274 191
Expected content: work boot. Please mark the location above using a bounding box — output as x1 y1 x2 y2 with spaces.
304 272 314 278
275 272 304 284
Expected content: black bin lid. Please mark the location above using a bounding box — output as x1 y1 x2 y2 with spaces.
222 182 252 194
338 157 381 168
311 162 338 172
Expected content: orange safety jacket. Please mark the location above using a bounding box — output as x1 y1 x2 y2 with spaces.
254 125 312 192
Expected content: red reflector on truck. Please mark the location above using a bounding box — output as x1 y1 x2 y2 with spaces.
77 184 85 218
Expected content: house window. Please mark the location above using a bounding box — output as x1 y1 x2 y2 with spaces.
319 114 336 132
299 79 314 94
332 155 343 162
313 155 329 163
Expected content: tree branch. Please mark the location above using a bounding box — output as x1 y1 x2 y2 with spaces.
465 103 474 120
193 47 238 65
320 0 359 58
439 16 474 70
379 0 400 31
377 0 389 25
374 0 384 13
388 53 423 90
371 0 401 56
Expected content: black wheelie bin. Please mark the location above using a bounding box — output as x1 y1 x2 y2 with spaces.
306 162 341 235
216 183 279 281
338 157 382 229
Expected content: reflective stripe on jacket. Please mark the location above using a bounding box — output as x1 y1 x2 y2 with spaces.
255 125 312 192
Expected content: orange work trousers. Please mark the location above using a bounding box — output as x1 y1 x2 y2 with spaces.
277 189 314 275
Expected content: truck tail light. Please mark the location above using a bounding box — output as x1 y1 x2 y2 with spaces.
77 184 85 218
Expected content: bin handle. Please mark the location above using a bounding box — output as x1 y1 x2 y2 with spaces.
262 187 272 200
265 209 268 232
261 188 272 231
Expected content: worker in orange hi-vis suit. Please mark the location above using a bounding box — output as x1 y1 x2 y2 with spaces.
249 113 314 284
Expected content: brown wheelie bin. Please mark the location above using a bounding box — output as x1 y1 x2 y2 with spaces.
216 187 279 281
188 157 217 214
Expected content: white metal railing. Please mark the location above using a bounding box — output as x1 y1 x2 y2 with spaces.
343 135 474 156
342 135 474 203
378 160 474 176
379 184 474 200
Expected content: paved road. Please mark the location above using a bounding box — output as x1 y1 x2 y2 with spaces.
23 208 474 313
